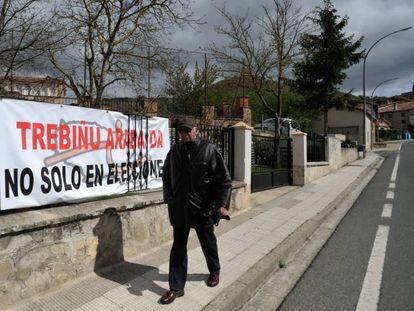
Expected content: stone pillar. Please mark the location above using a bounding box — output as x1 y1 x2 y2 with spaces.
230 121 252 211
232 122 252 187
202 105 215 125
326 134 344 169
292 132 307 186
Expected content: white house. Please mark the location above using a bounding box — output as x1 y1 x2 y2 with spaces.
311 106 373 150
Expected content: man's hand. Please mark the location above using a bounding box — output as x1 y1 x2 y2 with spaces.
218 206 230 220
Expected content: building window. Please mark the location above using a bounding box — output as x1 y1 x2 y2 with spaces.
402 119 406 124
402 113 406 117
388 113 392 118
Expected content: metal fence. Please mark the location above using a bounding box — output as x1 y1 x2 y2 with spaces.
125 115 152 192
251 133 292 192
169 123 234 179
307 133 326 162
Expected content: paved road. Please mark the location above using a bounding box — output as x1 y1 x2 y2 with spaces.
279 142 414 311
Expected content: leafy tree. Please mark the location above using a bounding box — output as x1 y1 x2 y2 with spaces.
294 0 364 134
164 58 221 116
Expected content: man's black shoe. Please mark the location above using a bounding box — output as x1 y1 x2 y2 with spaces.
159 289 185 304
206 272 220 287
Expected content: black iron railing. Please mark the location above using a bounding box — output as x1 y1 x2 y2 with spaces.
169 123 234 179
307 133 326 162
251 134 292 171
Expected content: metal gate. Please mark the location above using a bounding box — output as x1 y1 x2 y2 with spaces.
251 133 292 192
170 123 234 179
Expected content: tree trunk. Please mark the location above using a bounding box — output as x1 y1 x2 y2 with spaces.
274 112 281 168
323 106 328 135
277 68 283 119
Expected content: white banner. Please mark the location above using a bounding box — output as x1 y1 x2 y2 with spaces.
0 98 170 211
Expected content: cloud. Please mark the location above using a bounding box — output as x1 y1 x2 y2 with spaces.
169 0 414 97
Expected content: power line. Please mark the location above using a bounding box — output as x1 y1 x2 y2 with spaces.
3 27 216 57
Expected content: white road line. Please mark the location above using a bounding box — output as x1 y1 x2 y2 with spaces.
381 204 393 218
390 154 400 182
388 183 395 189
386 191 394 200
356 225 390 311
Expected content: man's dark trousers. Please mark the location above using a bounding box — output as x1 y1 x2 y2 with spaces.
169 224 220 291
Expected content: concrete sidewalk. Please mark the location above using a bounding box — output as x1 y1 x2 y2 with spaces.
8 154 381 311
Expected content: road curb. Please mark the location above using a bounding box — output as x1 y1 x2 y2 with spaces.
203 155 384 311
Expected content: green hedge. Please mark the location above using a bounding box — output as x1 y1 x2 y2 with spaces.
378 129 401 141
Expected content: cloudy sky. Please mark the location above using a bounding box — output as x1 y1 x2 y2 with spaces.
168 0 414 98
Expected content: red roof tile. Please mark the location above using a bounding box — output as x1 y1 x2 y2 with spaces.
379 101 414 113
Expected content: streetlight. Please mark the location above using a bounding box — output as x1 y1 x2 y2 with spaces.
370 78 399 101
370 77 399 149
362 26 412 157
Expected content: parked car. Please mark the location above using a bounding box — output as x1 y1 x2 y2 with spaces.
254 118 300 136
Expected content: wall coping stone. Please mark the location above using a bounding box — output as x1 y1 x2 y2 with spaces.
0 181 246 237
231 121 253 130
307 161 329 167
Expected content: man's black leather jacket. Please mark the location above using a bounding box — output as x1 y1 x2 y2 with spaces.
162 139 232 227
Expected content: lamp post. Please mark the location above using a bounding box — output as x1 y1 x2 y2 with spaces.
370 77 399 149
362 26 412 157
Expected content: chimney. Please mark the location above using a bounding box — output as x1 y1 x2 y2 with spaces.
220 102 230 119
236 96 249 108
412 84 414 92
394 102 398 111
236 96 249 119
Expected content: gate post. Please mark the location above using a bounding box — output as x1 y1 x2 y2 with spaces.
231 122 252 187
292 132 307 186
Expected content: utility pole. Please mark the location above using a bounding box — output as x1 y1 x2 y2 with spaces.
10 30 14 92
83 39 87 98
147 46 151 100
204 53 207 106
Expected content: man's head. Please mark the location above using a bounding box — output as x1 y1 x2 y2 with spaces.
177 118 198 143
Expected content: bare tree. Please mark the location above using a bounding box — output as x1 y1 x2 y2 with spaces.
260 0 308 135
0 0 52 93
44 0 196 106
210 1 307 131
210 7 277 118
210 1 307 166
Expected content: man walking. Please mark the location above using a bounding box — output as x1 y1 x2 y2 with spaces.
160 118 232 304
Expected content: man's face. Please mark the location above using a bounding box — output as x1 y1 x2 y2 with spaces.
179 127 198 142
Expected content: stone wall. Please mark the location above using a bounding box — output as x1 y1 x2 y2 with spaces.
0 182 247 307
305 134 358 184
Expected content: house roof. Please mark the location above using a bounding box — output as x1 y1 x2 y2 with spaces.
378 117 392 129
378 101 414 113
353 104 375 118
0 76 64 85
